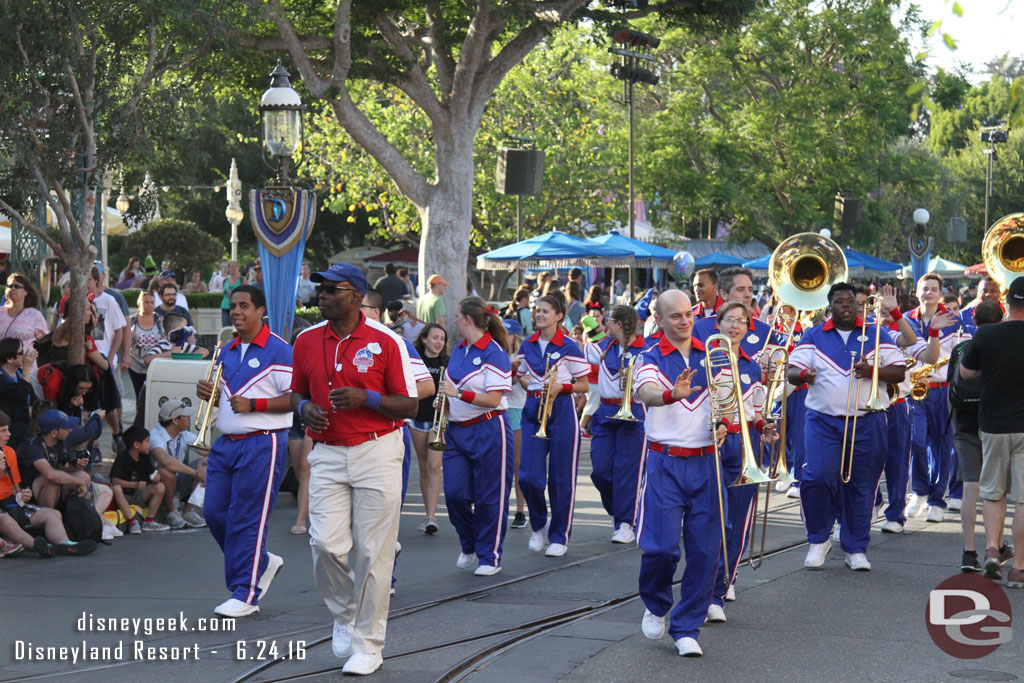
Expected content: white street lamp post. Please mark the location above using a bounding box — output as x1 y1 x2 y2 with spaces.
225 158 244 261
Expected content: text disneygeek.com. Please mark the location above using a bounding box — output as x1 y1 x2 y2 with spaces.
12 611 235 664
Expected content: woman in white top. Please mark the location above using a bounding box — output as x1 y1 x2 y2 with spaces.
0 273 49 378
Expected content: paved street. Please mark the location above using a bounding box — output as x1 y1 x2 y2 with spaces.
1 394 1021 682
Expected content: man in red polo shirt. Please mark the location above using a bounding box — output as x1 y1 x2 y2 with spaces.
291 263 418 677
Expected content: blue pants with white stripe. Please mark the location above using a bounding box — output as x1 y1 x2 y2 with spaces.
712 432 757 606
520 394 580 546
392 426 413 590
785 388 808 483
801 410 885 554
883 401 911 523
205 430 286 605
637 448 722 641
443 414 514 567
909 387 954 508
588 402 645 528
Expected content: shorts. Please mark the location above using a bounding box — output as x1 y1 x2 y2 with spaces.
409 419 433 433
174 459 200 501
954 432 982 483
979 430 1024 502
2 504 32 529
95 367 122 411
582 385 601 417
507 408 523 432
288 413 307 441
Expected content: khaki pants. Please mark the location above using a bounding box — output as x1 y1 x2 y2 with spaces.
308 429 403 655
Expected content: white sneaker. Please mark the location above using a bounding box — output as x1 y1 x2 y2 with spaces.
675 637 703 656
775 480 790 492
831 523 841 543
108 523 123 538
332 621 353 659
804 541 831 569
906 495 924 518
641 609 666 639
182 508 207 528
214 598 259 618
258 552 283 600
102 524 115 541
725 584 736 602
927 506 944 523
474 564 502 577
545 543 568 557
342 652 383 676
786 486 801 499
611 523 635 544
166 510 186 529
528 521 549 552
456 552 477 569
880 520 904 534
705 604 727 623
844 552 872 571
948 498 962 511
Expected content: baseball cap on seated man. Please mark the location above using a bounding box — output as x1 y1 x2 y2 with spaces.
310 263 368 294
38 409 78 433
158 400 189 422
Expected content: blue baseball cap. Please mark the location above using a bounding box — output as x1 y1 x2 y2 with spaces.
160 270 176 279
311 263 368 294
39 409 78 433
502 319 523 337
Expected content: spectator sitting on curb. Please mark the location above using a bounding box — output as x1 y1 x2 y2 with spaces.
145 314 209 363
0 338 37 451
147 400 207 529
110 426 166 534
0 411 97 556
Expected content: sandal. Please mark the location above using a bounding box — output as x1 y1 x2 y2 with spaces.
290 525 307 535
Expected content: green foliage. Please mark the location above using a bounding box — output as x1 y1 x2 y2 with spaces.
122 219 225 276
185 292 224 308
295 307 322 324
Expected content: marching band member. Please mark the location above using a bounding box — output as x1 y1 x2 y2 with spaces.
905 273 972 521
706 301 774 620
692 269 724 319
692 267 783 359
437 297 513 575
787 283 905 571
773 303 807 499
196 285 294 618
634 290 727 657
517 293 589 557
584 305 646 544
290 263 418 676
960 275 1003 328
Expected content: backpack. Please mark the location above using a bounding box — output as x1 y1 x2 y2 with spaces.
947 340 980 416
62 493 103 544
37 362 68 402
33 332 55 366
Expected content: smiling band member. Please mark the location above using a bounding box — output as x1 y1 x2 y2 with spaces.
290 263 418 677
196 285 294 619
787 283 906 571
517 292 589 557
633 290 728 657
438 297 514 576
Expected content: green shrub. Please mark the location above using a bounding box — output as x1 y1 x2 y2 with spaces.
186 292 224 308
295 307 322 324
121 218 225 276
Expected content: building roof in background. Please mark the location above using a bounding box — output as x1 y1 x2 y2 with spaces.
676 239 771 261
364 246 420 265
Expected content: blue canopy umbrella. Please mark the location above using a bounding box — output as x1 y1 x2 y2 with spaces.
476 230 635 271
695 252 745 269
744 248 901 278
588 230 676 268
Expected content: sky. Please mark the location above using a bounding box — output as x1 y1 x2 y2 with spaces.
906 0 1021 81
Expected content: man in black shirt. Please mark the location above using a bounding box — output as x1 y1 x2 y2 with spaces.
960 276 1024 588
373 263 408 306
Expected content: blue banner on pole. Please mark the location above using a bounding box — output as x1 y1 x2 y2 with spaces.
249 187 316 338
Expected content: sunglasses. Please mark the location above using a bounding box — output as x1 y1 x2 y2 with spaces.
7 283 25 291
315 284 361 296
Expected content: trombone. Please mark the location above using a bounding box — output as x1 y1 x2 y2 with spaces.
611 353 640 422
191 341 224 449
429 368 449 450
535 357 559 439
839 295 886 483
705 334 773 582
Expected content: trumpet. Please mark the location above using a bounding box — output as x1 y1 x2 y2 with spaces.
839 296 886 484
909 356 952 401
611 353 640 422
191 341 224 449
429 370 449 450
535 357 559 439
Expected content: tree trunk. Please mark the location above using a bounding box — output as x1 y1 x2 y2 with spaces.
417 136 475 336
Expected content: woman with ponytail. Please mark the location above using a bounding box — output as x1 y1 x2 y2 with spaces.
516 292 589 557
437 297 514 575
584 305 646 544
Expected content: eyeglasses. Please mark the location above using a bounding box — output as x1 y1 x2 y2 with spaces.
360 304 379 311
721 316 748 326
315 284 360 296
7 283 25 291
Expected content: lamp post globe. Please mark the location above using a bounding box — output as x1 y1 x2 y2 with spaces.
913 208 929 226
259 62 304 183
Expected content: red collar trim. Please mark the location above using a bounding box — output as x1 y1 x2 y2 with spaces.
629 335 646 349
908 302 947 319
229 324 271 349
527 326 566 346
709 336 753 361
458 332 493 350
694 295 725 315
658 334 705 356
323 313 367 342
823 317 864 331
